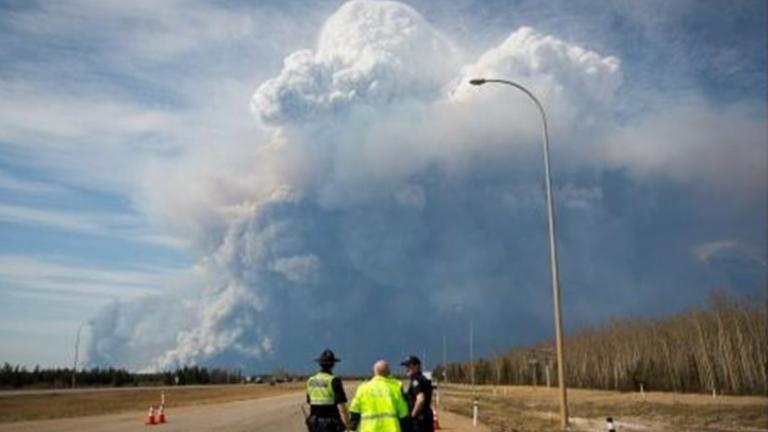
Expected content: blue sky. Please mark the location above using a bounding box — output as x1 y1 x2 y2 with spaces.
0 0 765 372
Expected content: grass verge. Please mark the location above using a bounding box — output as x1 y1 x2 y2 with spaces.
438 384 767 432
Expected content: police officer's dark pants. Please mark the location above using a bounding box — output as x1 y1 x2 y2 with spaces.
412 414 434 432
307 415 344 432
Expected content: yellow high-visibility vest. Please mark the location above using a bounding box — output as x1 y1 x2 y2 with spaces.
307 372 336 406
386 377 404 396
349 376 408 432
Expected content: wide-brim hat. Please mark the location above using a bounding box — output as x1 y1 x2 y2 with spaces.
315 349 341 364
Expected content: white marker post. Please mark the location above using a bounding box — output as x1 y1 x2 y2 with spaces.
472 398 478 427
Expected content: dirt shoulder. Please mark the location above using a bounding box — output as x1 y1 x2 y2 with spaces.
438 384 768 432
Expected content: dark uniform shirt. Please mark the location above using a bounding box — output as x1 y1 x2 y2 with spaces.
307 376 348 418
405 373 433 424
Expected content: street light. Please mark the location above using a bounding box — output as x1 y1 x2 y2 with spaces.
469 78 569 428
452 303 475 395
469 317 475 395
441 328 447 383
453 302 479 427
72 322 88 388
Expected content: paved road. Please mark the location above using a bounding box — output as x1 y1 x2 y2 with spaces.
0 392 305 432
0 391 487 432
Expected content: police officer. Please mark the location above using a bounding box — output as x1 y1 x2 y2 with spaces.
401 355 433 432
306 349 349 432
349 360 410 432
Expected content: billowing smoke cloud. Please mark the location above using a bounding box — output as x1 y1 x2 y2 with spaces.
452 27 621 107
87 0 766 372
252 0 458 124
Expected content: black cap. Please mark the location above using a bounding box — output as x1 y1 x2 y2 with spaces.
315 349 341 365
400 355 421 366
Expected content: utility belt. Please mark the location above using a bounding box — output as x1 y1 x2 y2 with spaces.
412 408 434 423
309 413 341 420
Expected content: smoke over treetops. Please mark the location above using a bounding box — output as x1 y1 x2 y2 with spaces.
86 0 766 373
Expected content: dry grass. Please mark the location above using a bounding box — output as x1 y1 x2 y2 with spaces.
0 383 303 423
438 384 768 432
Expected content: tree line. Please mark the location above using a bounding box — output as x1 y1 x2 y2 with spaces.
437 293 767 395
0 365 264 389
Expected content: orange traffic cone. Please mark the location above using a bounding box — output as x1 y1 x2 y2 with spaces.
145 406 156 425
433 405 441 430
157 405 166 424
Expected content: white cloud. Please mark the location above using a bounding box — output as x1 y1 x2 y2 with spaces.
0 80 184 193
0 317 80 336
246 20 627 213
0 170 66 195
0 0 290 199
0 82 179 145
559 184 603 210
251 0 458 124
0 255 183 300
693 240 766 266
693 240 739 262
452 26 622 108
0 203 135 235
6 0 256 62
0 203 186 250
602 100 767 195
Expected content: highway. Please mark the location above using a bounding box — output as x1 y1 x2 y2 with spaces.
0 390 486 432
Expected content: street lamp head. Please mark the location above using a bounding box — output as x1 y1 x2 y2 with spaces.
469 78 487 86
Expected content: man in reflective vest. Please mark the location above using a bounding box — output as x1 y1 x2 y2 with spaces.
306 349 349 432
349 360 410 432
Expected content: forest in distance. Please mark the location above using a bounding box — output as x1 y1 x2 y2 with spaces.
3 293 765 396
0 365 316 390
437 292 767 396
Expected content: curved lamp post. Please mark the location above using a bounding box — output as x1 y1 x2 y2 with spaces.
453 302 478 426
72 322 88 388
469 78 569 428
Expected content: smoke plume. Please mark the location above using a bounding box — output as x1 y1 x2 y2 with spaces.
86 0 766 372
